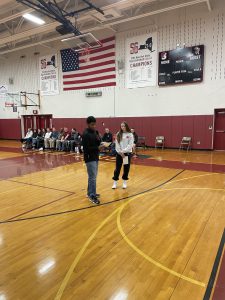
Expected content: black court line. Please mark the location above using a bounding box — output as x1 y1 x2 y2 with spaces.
6 193 74 221
6 179 75 194
0 169 185 224
203 229 225 300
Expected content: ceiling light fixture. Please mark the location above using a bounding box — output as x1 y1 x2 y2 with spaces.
23 13 45 25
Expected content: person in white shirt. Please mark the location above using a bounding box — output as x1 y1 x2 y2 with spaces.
21 128 33 149
44 128 52 150
112 122 134 189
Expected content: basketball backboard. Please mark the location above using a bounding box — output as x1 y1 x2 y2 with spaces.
61 32 102 52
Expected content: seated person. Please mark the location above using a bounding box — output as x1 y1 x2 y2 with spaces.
131 128 138 156
109 133 117 156
44 128 52 150
102 128 113 143
21 128 33 149
31 129 37 149
49 127 59 150
69 128 82 153
101 128 113 152
37 129 46 151
56 128 64 151
60 128 71 151
32 129 42 149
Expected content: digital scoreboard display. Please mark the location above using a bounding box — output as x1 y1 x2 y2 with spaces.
158 45 204 86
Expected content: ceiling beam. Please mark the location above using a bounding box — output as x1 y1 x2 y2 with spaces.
0 0 210 53
206 0 212 11
0 8 33 25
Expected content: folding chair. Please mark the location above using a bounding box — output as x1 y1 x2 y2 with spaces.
136 136 146 151
155 136 165 149
180 137 192 151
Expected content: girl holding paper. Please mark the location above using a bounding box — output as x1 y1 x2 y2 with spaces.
112 122 134 189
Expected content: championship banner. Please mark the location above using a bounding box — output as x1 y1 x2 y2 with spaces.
39 54 59 96
125 32 157 88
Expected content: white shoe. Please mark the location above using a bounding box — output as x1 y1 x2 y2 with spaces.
122 181 127 189
112 181 117 189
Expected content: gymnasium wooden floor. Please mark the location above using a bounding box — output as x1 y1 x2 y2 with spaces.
0 140 225 300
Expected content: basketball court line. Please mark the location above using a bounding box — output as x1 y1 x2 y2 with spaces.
203 229 225 300
55 183 225 299
0 171 221 225
0 170 185 224
6 179 76 194
117 187 225 289
5 193 74 222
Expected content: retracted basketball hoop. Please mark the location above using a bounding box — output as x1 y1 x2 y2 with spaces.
81 46 91 62
61 32 103 61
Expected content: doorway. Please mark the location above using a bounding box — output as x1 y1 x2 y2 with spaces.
22 115 52 136
214 109 225 150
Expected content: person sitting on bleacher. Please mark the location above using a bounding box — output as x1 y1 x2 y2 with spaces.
101 128 113 152
49 127 59 150
60 128 71 151
31 129 38 149
21 128 33 149
102 128 113 143
38 129 46 151
32 129 42 149
56 128 64 151
44 128 52 150
69 128 82 153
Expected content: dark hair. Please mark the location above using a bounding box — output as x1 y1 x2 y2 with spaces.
87 116 96 124
117 121 131 143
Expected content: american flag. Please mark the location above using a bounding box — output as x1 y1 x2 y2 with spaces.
60 36 116 91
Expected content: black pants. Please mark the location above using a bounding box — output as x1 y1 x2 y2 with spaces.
113 153 131 181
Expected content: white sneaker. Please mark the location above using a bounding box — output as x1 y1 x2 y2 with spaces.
112 181 117 189
122 181 127 189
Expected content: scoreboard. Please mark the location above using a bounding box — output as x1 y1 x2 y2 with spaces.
158 45 204 86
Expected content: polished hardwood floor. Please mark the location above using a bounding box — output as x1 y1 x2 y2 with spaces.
0 141 225 300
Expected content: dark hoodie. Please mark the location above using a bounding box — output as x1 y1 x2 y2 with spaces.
82 128 101 163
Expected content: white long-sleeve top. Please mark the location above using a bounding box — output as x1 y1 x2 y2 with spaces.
115 132 134 154
45 132 52 139
24 131 33 139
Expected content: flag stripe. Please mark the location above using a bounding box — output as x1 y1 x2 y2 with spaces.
63 67 116 79
64 82 116 91
64 78 115 89
64 74 116 85
79 60 115 71
79 44 115 56
79 52 115 64
100 36 115 44
63 71 115 83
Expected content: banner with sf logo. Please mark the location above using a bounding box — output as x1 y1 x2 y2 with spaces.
39 54 59 96
125 32 157 88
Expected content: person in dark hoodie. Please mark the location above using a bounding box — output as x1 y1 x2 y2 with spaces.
82 116 105 205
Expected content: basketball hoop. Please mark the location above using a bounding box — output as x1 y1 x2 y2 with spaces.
81 47 91 62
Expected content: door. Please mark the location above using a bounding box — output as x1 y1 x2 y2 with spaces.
214 109 225 150
36 115 52 129
23 116 34 135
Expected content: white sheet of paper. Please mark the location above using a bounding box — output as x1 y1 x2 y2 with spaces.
123 156 129 165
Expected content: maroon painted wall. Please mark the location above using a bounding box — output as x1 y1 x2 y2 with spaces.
0 119 21 139
53 115 214 150
0 115 213 149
